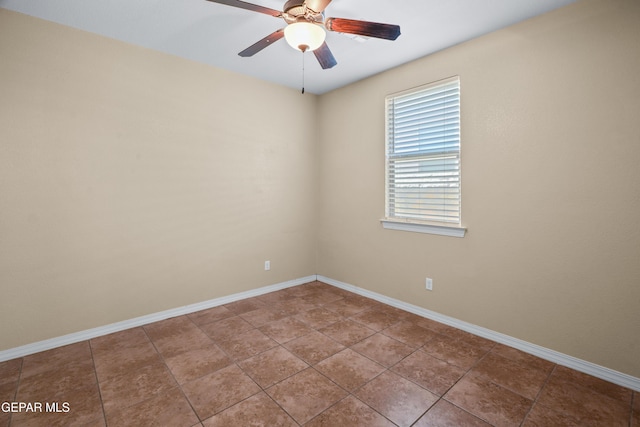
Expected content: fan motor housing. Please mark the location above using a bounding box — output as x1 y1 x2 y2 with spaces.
283 0 323 24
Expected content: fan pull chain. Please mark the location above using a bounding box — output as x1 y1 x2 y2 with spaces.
301 50 305 94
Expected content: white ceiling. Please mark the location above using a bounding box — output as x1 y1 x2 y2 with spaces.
1 0 576 94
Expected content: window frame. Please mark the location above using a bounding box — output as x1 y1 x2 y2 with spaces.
382 76 466 238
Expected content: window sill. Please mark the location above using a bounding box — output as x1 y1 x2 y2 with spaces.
381 219 467 238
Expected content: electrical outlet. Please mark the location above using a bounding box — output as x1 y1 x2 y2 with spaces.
264 260 270 271
425 277 433 291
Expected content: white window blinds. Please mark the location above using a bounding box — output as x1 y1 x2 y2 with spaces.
385 77 461 225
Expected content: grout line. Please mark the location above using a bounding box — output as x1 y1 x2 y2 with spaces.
6 358 24 427
86 340 108 427
630 392 637 427
142 325 204 423
519 364 558 427
260 385 301 426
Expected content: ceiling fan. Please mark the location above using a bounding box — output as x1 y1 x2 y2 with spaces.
205 0 401 69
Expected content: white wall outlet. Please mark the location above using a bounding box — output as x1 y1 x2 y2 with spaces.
426 277 433 291
264 260 271 271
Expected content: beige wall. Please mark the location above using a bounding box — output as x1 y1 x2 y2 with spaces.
2 0 639 379
317 0 640 377
0 9 318 349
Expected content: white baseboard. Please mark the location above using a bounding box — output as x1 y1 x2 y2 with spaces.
2 273 638 392
318 275 640 392
0 275 317 363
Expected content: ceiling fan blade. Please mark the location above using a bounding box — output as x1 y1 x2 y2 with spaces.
313 42 337 69
325 17 401 40
238 29 285 57
205 0 281 17
304 0 331 14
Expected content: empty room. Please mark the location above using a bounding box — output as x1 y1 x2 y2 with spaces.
1 0 639 425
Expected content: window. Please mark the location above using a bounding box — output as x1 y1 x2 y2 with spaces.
383 76 465 237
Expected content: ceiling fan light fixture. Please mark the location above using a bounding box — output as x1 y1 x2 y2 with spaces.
284 21 325 52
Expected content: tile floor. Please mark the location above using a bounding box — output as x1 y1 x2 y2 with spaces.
1 281 638 426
